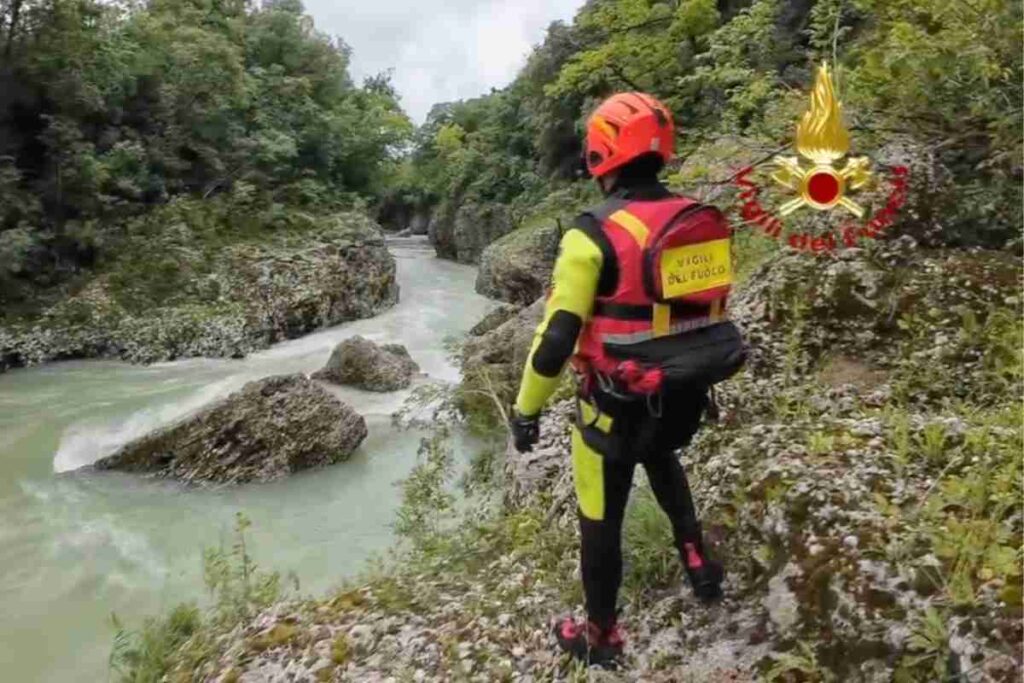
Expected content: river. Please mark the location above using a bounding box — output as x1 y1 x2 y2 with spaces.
0 237 494 682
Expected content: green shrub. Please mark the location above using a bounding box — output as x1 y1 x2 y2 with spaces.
110 513 292 681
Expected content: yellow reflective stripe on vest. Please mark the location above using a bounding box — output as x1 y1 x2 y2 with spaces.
600 315 720 345
710 298 723 322
652 303 671 337
609 208 666 332
608 209 650 247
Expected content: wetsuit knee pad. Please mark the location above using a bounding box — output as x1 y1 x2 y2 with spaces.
532 310 582 377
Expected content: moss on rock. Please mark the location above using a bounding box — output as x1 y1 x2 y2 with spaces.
0 208 398 371
93 374 367 484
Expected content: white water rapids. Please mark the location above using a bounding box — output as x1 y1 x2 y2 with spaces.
0 237 494 682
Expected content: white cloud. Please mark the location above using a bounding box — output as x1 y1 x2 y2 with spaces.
302 0 584 123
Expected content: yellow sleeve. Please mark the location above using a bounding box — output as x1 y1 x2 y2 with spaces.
514 228 603 416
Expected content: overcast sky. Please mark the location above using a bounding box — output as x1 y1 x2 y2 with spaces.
302 0 585 124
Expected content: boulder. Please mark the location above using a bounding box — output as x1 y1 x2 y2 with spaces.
429 200 516 264
459 299 545 412
475 221 561 304
312 335 419 391
468 304 521 337
93 374 366 484
408 208 431 235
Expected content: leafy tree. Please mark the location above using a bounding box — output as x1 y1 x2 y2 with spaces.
0 0 411 310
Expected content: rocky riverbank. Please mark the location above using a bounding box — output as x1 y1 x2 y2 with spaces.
0 211 398 372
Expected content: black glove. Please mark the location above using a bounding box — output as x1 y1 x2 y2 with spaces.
510 412 540 453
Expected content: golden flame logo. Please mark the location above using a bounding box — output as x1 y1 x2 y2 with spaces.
771 63 872 217
796 63 849 163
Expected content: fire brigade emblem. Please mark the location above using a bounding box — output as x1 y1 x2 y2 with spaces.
733 62 908 252
771 63 872 217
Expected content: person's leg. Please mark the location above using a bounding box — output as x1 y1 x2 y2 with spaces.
643 450 701 544
640 389 724 600
572 423 635 628
556 403 636 664
640 388 704 539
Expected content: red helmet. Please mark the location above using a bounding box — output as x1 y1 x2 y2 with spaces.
585 92 675 179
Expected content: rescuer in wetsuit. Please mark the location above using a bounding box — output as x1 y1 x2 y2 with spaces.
509 92 725 666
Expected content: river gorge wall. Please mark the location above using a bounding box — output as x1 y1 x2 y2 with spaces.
0 212 399 372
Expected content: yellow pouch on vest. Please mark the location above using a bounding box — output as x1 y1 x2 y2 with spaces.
660 238 732 298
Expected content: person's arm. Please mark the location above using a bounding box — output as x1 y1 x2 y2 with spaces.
515 228 603 417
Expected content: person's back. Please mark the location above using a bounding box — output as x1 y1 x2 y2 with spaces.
510 92 745 666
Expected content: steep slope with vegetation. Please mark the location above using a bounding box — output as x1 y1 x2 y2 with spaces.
0 0 410 367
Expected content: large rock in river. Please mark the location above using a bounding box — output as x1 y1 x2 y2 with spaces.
475 221 561 304
429 200 516 264
312 335 419 391
93 374 366 484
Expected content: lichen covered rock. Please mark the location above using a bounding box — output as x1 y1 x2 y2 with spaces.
0 212 399 372
730 237 1019 370
475 221 560 304
93 374 367 484
459 298 543 410
429 200 516 264
467 303 521 337
312 335 419 392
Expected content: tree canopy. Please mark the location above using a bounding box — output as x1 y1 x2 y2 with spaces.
0 0 411 305
396 0 1021 245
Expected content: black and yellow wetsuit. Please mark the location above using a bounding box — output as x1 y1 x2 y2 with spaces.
514 178 711 629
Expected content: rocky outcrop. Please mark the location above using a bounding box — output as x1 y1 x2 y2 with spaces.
459 299 544 412
728 237 1020 381
468 304 521 337
93 374 367 484
429 201 516 264
408 208 431 235
312 336 419 391
475 222 561 304
0 212 398 371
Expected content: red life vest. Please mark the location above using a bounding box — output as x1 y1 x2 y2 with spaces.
573 196 733 389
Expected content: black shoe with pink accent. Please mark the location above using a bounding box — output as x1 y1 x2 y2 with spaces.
681 538 724 602
553 617 625 666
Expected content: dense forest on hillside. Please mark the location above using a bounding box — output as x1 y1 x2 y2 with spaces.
382 0 1021 261
0 0 410 316
0 0 415 370
2 0 1021 322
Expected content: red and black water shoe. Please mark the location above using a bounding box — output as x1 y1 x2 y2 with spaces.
554 617 625 666
681 538 724 602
